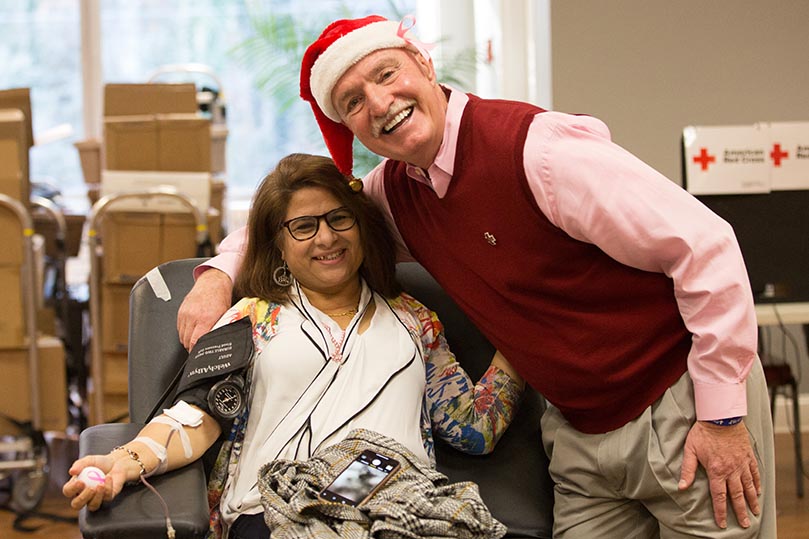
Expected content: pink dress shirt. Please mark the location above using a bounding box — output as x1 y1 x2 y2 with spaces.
202 87 757 422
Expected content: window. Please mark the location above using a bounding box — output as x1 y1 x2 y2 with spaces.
0 2 550 215
100 0 418 201
0 0 83 203
1 0 417 212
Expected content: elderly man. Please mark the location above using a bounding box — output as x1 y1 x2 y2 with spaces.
178 15 775 538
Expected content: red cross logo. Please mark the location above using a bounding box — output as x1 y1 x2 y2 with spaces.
693 148 716 171
770 143 788 167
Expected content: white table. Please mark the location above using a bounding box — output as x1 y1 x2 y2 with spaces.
754 302 807 497
755 302 809 326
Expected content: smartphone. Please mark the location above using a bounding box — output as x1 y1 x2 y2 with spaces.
318 449 400 506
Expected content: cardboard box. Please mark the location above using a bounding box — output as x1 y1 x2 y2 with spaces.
0 138 23 201
100 210 200 284
104 113 211 172
103 115 160 171
74 138 103 184
210 124 228 173
0 265 25 348
0 136 21 184
0 88 34 149
101 211 162 283
87 187 101 206
102 351 129 395
208 207 222 247
32 211 86 258
0 108 28 202
158 114 211 172
162 212 200 262
210 177 225 214
0 336 68 433
0 199 25 266
209 178 226 246
104 83 197 117
104 393 130 423
87 390 129 425
101 282 131 353
37 304 56 337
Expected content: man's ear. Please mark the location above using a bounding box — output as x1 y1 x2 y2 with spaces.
409 47 436 83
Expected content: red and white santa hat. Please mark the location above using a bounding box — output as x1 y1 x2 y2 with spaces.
300 15 422 181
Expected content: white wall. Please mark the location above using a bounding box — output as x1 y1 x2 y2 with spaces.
549 0 809 184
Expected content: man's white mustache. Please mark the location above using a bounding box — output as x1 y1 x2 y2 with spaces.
371 100 417 138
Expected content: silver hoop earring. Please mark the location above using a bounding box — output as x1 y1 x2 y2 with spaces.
273 262 292 287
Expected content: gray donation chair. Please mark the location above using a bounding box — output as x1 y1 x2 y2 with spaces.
78 258 554 538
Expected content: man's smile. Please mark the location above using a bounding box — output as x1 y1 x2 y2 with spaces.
382 106 414 135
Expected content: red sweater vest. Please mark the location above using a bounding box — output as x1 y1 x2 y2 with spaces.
384 94 691 433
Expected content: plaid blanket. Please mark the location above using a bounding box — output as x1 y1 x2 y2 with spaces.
258 429 506 539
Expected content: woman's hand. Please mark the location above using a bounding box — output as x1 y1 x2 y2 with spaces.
62 453 142 511
491 350 524 389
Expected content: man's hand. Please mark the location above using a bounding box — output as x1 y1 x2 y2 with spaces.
678 420 761 529
177 268 233 350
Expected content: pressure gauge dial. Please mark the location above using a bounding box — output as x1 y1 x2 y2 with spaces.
207 376 245 420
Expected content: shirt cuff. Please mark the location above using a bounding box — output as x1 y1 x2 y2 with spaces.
193 252 240 281
693 380 748 421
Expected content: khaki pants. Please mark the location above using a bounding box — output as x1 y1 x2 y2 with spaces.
541 359 776 538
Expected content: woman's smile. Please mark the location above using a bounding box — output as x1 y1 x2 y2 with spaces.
313 248 347 263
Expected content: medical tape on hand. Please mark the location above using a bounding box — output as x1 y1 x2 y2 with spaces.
163 400 204 427
149 416 194 459
133 436 169 475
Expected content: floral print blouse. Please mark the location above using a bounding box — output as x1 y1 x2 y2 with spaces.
205 290 522 538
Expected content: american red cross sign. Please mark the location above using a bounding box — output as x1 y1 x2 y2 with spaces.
770 143 788 166
693 148 716 171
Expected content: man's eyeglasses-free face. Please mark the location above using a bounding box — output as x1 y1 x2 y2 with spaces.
282 207 357 241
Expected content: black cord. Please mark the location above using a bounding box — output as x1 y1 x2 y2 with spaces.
0 506 77 533
144 359 189 423
768 306 809 483
771 306 803 383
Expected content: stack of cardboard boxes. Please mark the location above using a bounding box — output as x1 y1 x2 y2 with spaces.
76 82 227 235
0 88 33 203
101 82 226 248
93 83 226 422
0 88 67 436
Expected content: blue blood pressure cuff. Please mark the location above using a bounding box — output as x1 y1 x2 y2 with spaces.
174 317 254 427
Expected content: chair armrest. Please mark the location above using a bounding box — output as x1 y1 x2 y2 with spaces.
436 390 554 539
78 423 210 539
397 262 554 538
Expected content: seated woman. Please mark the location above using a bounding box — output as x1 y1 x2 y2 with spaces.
63 153 524 539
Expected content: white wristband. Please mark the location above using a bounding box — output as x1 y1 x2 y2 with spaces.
132 436 169 475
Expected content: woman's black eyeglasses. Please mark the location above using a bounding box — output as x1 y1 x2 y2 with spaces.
282 207 357 241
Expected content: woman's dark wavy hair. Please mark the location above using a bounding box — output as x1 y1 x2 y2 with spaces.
233 153 401 303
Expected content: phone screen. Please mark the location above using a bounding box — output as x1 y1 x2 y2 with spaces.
318 449 400 506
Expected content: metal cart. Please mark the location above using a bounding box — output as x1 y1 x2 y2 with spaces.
86 188 207 424
147 63 226 125
0 194 49 514
30 195 70 359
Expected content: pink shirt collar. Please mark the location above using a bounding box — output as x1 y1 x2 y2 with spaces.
404 86 468 198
